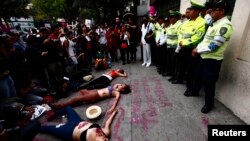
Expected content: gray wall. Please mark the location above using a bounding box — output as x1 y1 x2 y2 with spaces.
217 0 250 124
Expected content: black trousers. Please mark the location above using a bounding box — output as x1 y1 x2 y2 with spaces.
120 48 130 64
175 48 189 81
129 42 137 61
158 44 167 74
150 41 157 65
185 48 201 91
78 76 111 90
166 48 176 76
193 58 222 106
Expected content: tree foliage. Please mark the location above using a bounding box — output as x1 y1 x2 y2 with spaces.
0 0 30 19
31 0 132 24
73 0 130 23
31 0 66 21
0 0 134 29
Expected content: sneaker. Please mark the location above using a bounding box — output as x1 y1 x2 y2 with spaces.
142 63 146 66
146 63 151 67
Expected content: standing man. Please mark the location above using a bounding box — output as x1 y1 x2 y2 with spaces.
126 17 138 63
178 0 206 88
166 10 182 81
154 15 167 74
141 15 154 67
114 17 122 61
192 1 233 113
173 8 191 84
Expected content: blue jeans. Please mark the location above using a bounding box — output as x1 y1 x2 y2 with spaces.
20 94 43 105
0 75 17 99
40 106 83 141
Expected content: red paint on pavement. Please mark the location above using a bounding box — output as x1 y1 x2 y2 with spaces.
201 116 210 127
153 77 173 108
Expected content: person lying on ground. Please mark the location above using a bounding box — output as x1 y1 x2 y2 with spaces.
51 83 131 113
40 106 118 141
78 69 127 90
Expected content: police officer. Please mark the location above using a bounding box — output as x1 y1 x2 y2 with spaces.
192 1 233 113
173 8 191 84
177 0 206 89
155 15 167 75
165 10 182 81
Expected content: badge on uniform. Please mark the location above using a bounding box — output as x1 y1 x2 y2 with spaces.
219 27 228 35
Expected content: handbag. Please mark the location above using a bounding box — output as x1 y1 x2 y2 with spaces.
121 42 128 49
144 23 154 44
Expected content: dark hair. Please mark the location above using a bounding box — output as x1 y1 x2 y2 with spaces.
205 1 213 9
39 27 50 34
77 28 83 35
143 14 149 19
31 28 37 34
157 15 165 20
51 24 60 32
26 35 38 46
121 84 131 94
66 31 73 37
117 69 125 74
64 27 69 33
211 0 230 14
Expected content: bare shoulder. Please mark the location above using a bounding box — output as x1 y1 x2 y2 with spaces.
112 91 120 97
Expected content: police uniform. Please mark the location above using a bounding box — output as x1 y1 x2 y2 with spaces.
175 0 206 85
193 1 233 113
166 10 182 80
155 17 168 74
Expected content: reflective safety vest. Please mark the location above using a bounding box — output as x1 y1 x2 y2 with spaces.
198 16 233 60
166 20 182 48
178 16 206 48
154 22 164 43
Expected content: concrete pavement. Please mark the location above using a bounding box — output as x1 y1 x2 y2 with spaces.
35 54 244 141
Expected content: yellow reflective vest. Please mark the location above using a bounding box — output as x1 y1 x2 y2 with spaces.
178 16 206 48
198 16 233 60
154 22 164 43
166 20 183 48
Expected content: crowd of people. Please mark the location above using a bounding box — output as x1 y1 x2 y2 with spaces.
0 16 136 140
0 0 232 140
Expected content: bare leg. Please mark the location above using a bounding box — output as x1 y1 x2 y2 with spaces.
102 109 118 137
52 90 100 109
52 96 81 109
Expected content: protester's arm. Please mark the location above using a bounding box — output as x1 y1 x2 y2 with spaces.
102 109 118 137
107 92 120 114
117 72 127 77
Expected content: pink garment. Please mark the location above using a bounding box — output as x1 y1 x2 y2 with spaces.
149 6 156 17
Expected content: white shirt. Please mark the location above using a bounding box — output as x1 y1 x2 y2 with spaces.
141 22 154 44
68 39 78 64
97 28 107 45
